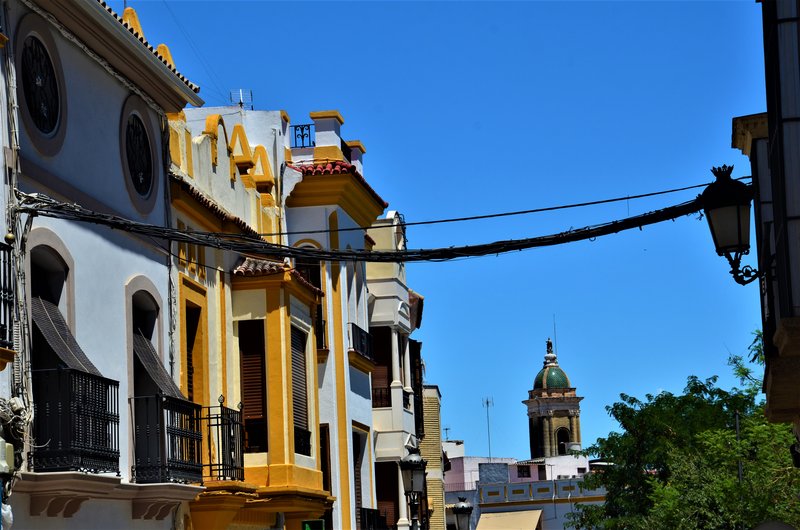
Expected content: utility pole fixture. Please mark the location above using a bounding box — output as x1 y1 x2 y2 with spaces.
483 397 493 462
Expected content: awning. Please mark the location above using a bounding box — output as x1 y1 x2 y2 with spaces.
476 510 543 530
132 331 182 398
31 297 102 376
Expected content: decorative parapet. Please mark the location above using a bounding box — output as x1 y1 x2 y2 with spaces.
14 472 203 520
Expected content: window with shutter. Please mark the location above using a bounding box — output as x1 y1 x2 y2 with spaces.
239 320 267 453
291 327 308 430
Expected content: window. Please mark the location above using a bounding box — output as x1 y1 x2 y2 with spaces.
21 36 59 135
577 467 587 475
556 428 571 455
517 465 531 478
239 320 267 452
120 95 158 214
125 114 153 197
291 326 311 456
15 14 67 156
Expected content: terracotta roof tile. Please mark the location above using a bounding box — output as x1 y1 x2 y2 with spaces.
232 258 325 297
170 174 259 237
96 1 200 93
233 257 285 276
289 160 388 209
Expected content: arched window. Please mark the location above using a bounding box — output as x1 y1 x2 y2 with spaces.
556 427 571 455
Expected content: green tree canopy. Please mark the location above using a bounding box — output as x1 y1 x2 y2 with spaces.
568 332 800 529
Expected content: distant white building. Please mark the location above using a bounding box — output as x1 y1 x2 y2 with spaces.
443 340 603 530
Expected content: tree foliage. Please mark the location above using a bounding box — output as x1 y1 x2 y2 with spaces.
568 332 800 529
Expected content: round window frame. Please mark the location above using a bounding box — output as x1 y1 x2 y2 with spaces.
14 13 67 157
120 94 159 215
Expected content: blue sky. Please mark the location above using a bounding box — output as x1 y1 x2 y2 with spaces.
111 0 765 458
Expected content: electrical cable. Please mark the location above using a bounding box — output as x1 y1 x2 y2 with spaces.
14 189 707 263
258 177 750 237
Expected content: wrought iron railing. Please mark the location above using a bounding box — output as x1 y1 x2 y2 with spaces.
294 426 312 456
360 507 385 530
350 323 374 362
291 124 315 148
371 386 392 408
131 394 202 484
202 398 244 482
29 367 120 474
0 243 13 351
315 307 327 350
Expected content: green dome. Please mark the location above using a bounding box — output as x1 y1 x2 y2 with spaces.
534 365 571 389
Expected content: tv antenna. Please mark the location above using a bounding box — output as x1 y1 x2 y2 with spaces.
443 426 451 441
553 314 559 355
483 397 494 461
230 89 254 110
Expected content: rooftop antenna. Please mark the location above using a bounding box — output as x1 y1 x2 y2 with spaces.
553 314 559 355
443 426 451 441
230 89 254 110
482 396 494 462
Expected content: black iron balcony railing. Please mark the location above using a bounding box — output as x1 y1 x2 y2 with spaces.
371 386 392 408
350 323 373 363
131 394 202 484
291 124 315 148
0 243 13 351
202 399 244 482
359 507 385 530
315 307 327 350
29 367 120 474
294 426 312 456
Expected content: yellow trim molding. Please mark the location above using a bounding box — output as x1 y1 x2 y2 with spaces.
327 212 352 524
309 110 344 124
156 43 174 68
0 347 15 372
249 145 275 194
230 124 255 176
313 145 345 162
346 140 366 154
179 274 209 407
348 350 375 374
286 173 385 228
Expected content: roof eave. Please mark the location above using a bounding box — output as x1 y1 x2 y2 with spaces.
40 0 203 111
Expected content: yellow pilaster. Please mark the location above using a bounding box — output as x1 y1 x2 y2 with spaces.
328 211 352 524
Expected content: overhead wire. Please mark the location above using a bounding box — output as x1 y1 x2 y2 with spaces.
258 177 750 237
159 0 230 104
14 189 708 264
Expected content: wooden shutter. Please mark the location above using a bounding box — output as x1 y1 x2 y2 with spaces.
291 327 308 429
239 320 266 420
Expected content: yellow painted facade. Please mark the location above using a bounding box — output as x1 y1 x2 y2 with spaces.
166 111 332 530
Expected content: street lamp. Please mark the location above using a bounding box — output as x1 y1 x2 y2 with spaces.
700 165 760 285
400 447 427 530
453 496 473 530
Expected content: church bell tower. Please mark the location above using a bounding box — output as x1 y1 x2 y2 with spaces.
523 338 583 459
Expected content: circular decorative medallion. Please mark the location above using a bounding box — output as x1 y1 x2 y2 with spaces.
125 114 153 197
20 35 59 135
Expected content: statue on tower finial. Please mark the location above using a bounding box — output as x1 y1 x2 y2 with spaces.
544 337 557 366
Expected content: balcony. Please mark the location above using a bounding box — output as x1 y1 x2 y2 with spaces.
372 386 392 408
131 394 202 484
360 507 387 530
29 368 120 474
294 426 312 457
350 323 374 362
315 308 327 350
0 243 13 351
290 124 315 148
202 401 244 482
